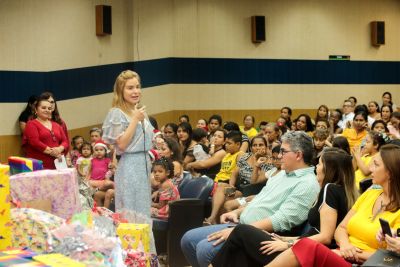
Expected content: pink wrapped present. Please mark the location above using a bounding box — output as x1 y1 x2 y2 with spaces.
8 156 43 175
10 169 81 219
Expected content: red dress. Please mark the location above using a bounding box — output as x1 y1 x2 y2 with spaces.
23 119 69 169
292 238 352 267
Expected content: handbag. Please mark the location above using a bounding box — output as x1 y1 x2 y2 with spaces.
362 249 400 267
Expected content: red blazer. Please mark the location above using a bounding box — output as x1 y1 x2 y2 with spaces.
23 119 69 169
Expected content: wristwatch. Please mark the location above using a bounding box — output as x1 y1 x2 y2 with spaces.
287 239 294 248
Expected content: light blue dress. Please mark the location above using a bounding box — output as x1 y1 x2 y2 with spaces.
102 108 154 217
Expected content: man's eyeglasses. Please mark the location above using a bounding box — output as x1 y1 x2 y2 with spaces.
279 149 295 155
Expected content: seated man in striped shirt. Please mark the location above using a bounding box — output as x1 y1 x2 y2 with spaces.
181 131 319 267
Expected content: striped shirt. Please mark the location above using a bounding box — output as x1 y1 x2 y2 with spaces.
240 166 319 232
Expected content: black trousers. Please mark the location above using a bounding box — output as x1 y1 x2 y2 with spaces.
211 224 282 267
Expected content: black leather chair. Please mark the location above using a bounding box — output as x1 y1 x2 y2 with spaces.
153 176 214 267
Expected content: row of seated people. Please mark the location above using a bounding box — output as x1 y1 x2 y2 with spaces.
178 131 400 267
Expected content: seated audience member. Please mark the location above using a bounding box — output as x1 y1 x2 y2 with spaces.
381 104 393 124
258 121 268 133
240 114 258 139
295 114 314 135
276 117 288 135
197 118 209 132
223 121 250 153
89 127 102 147
179 114 190 123
315 118 330 131
186 128 226 180
22 95 69 169
151 158 180 219
208 114 223 135
313 129 330 164
224 145 282 212
280 106 292 129
315 105 329 123
158 137 183 186
368 101 381 122
348 96 357 107
180 131 319 267
388 111 400 139
66 135 84 167
353 131 387 189
203 131 244 225
211 148 357 267
354 104 374 127
342 111 368 151
371 119 389 134
178 122 197 168
262 123 281 151
192 128 211 162
163 122 179 141
338 99 355 129
330 109 343 134
18 95 37 134
381 91 398 111
265 144 400 267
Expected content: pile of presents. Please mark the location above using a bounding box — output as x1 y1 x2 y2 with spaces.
0 157 157 267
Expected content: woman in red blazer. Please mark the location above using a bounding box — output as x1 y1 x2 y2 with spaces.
23 96 69 169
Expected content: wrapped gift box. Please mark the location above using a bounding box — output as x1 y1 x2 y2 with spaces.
0 164 12 250
11 208 64 253
10 169 81 219
8 157 43 175
33 253 85 267
116 223 150 252
0 248 37 259
0 254 49 266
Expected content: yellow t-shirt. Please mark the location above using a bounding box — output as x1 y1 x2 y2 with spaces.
347 189 400 252
342 128 367 151
215 151 241 183
239 126 258 139
354 155 372 189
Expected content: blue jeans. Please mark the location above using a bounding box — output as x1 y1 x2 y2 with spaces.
181 224 232 267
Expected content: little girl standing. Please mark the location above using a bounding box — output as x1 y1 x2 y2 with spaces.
75 141 94 209
76 141 92 178
67 135 84 167
151 158 180 219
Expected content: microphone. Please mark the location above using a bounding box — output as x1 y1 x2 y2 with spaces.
136 103 146 134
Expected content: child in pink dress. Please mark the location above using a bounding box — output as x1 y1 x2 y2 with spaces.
151 158 180 219
88 140 114 207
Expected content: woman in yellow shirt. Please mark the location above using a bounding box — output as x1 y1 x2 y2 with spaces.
240 114 258 140
342 112 368 151
353 131 387 189
266 144 400 267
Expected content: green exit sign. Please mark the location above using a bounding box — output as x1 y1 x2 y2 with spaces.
329 55 350 60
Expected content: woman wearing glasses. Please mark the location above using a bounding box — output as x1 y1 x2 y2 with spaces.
23 95 69 169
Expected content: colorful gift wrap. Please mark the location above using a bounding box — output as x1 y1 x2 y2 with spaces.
116 224 150 252
33 253 85 267
10 169 81 219
0 254 49 267
11 208 64 253
0 164 12 250
8 157 43 175
0 248 37 259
